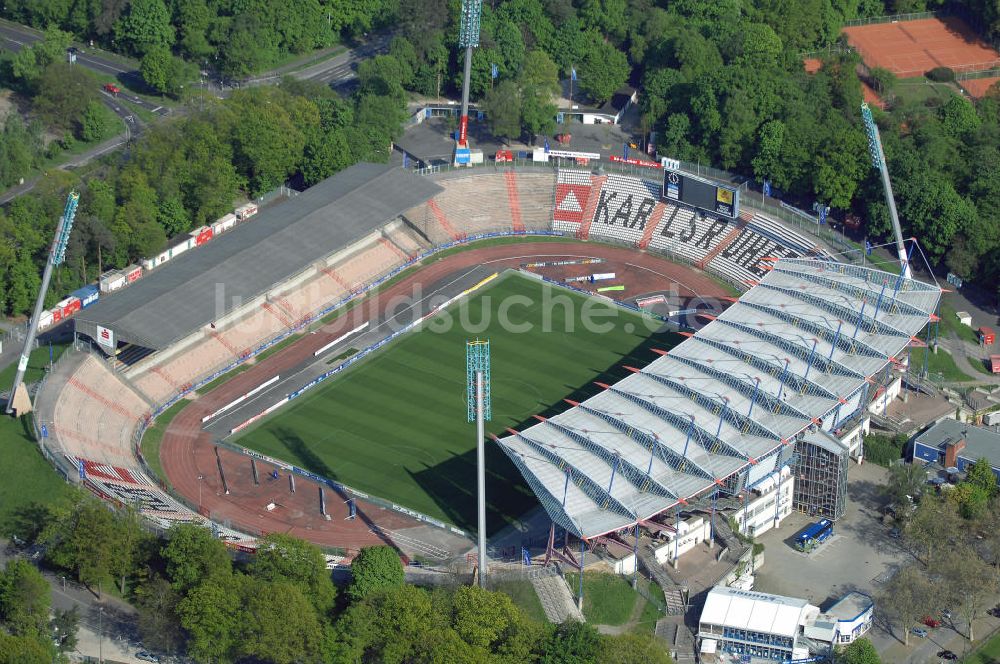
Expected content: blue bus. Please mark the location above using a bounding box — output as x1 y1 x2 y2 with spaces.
794 519 833 552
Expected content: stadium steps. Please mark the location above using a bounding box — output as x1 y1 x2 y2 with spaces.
638 202 668 249
636 548 686 615
504 171 525 232
379 235 411 262
208 329 241 359
529 566 585 623
427 199 463 242
696 218 747 269
261 301 294 329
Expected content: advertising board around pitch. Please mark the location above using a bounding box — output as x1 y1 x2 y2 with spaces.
662 168 740 219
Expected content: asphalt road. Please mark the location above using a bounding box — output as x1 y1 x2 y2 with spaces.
0 25 389 206
0 22 167 117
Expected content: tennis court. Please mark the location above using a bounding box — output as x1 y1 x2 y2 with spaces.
844 16 1000 78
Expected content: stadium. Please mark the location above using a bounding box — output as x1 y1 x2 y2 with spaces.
29 159 938 588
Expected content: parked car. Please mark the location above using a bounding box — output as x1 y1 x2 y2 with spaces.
103 83 120 94
989 605 1000 618
937 650 957 660
135 651 159 663
923 616 942 628
888 527 901 539
911 627 928 638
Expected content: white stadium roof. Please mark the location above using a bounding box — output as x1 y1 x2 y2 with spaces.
700 586 818 639
495 258 942 539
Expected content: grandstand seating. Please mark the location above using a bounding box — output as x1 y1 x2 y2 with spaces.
553 169 594 234
647 206 730 264
706 227 801 285
43 166 837 553
54 355 148 468
746 213 827 258
386 224 431 256
514 172 556 230
582 174 662 245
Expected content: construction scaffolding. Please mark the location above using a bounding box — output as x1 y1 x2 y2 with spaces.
792 430 850 520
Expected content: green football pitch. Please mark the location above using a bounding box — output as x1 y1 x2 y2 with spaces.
235 273 681 534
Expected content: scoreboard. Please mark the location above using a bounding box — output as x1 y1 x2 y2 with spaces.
662 169 740 219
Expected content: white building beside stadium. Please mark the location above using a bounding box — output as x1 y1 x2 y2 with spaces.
698 586 821 661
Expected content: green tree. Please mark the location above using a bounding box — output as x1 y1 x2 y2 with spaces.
483 80 523 142
239 580 324 664
40 493 120 595
135 575 185 654
347 545 404 603
878 565 934 645
836 637 881 663
161 522 232 594
114 0 175 56
33 63 99 134
0 631 51 664
965 457 998 497
939 94 981 137
80 101 113 143
229 90 307 195
598 633 674 664
178 574 247 663
541 621 601 664
140 46 195 97
249 533 335 615
50 606 79 654
0 559 50 637
578 36 629 104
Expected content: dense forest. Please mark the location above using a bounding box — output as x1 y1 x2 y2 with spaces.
2 0 1000 319
1 490 672 663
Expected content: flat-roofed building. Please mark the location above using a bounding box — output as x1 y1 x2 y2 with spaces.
698 585 820 662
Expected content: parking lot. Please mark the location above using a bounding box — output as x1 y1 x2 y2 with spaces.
754 461 907 608
752 461 1000 662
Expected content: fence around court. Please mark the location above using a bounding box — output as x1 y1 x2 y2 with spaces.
843 10 938 26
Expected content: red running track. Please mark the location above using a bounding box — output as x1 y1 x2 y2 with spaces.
158 242 731 552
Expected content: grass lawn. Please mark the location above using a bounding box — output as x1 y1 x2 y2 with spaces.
141 400 189 486
632 579 665 636
0 341 69 388
940 303 982 345
0 415 73 534
964 628 1000 663
911 347 973 383
565 572 641 626
492 578 548 624
235 273 679 533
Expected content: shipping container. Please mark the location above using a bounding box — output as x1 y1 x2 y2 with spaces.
170 239 191 259
123 264 142 283
37 310 54 331
56 297 81 319
71 285 99 308
99 270 126 293
142 247 173 271
991 355 1000 374
51 307 63 324
189 225 214 246
235 203 258 220
980 326 995 346
212 213 237 235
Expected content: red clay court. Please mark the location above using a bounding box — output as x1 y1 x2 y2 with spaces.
959 76 1000 98
844 16 1000 78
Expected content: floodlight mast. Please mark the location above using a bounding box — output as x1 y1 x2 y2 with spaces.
467 340 491 587
6 191 80 416
456 0 482 153
861 103 910 278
